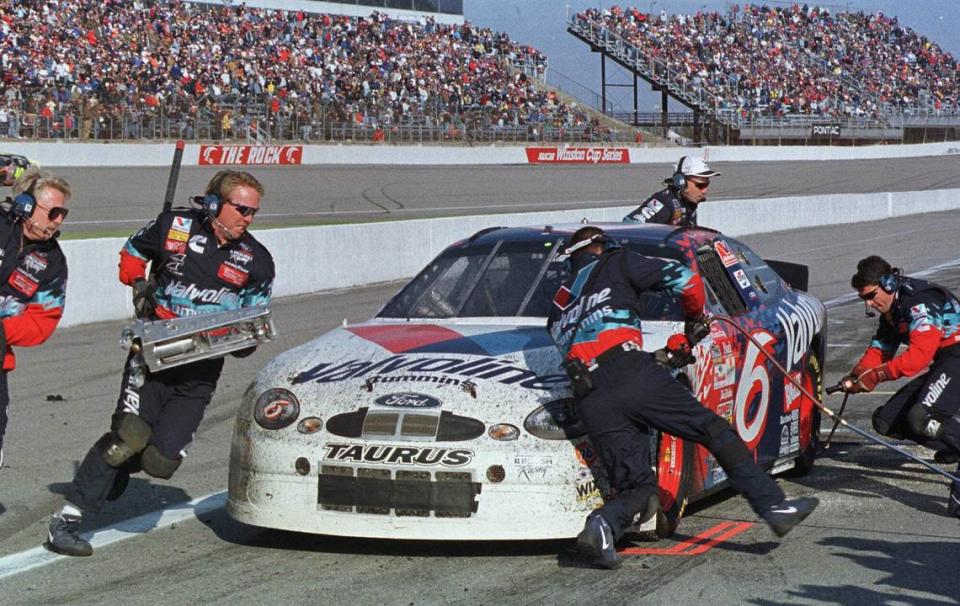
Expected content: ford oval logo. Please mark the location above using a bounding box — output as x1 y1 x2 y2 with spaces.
374 393 441 408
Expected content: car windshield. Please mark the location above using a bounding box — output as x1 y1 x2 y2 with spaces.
378 237 687 320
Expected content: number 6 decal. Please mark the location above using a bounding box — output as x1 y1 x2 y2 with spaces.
735 330 775 450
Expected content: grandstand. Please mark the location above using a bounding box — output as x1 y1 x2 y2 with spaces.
0 0 637 144
569 5 960 144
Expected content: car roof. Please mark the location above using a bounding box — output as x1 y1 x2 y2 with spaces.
460 222 722 249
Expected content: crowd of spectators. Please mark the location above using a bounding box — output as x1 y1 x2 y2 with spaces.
575 4 958 122
0 0 603 141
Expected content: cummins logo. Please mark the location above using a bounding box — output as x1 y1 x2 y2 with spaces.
374 393 441 408
324 444 473 467
922 373 951 406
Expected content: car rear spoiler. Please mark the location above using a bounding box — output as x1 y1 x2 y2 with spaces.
765 259 809 292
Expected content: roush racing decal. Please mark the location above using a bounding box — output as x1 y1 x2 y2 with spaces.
324 444 473 467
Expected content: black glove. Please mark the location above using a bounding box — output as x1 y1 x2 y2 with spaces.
132 277 158 319
684 315 711 344
231 346 257 359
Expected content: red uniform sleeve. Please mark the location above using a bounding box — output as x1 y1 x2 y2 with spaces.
886 328 940 379
853 346 889 374
3 303 62 351
679 271 706 319
118 249 148 286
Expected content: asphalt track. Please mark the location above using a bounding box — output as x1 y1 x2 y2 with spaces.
0 167 959 603
52 155 960 234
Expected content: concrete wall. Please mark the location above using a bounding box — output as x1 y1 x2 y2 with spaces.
3 141 959 168
58 187 960 328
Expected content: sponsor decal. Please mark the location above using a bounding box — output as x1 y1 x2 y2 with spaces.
777 298 823 371
165 252 186 275
199 145 303 166
229 248 253 265
553 285 572 310
514 454 554 467
8 270 38 297
784 371 803 412
525 147 630 165
164 280 237 305
640 199 663 220
575 477 602 503
556 287 611 329
23 252 48 274
295 354 567 391
922 373 951 406
574 439 598 467
165 239 187 254
189 234 207 254
733 269 750 289
323 443 472 467
811 123 841 137
373 392 442 408
217 263 249 287
735 330 775 450
714 241 738 268
779 409 800 456
166 228 189 243
171 216 193 233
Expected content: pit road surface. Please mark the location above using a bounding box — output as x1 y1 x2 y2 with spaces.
1 186 959 603
53 155 960 234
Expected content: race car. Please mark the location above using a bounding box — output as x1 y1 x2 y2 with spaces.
0 152 34 186
227 223 826 540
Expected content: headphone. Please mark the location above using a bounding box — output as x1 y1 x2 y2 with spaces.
194 193 222 218
670 156 687 191
11 191 36 220
878 268 902 294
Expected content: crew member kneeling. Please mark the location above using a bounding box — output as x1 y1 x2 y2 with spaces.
0 168 71 469
46 171 275 556
547 226 818 570
843 255 960 519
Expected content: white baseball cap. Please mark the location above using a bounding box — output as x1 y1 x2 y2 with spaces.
680 156 720 177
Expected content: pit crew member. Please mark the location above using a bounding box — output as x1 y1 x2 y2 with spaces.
46 170 275 556
547 226 818 569
0 168 70 469
622 156 719 227
843 255 960 518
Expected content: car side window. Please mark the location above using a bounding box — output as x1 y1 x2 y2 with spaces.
731 241 782 301
695 243 748 315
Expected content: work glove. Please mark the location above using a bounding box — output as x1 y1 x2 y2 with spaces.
132 277 158 319
684 314 711 345
847 364 892 394
655 334 695 368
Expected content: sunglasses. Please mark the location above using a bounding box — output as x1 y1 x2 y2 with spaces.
225 200 259 217
35 203 69 221
859 288 880 301
688 180 710 190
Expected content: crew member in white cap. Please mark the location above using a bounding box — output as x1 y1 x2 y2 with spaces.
623 156 720 227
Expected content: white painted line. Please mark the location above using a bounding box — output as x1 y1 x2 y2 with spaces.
0 491 226 581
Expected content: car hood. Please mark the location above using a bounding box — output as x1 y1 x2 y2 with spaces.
256 318 683 418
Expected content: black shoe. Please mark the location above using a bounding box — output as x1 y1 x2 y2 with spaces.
45 514 93 557
934 450 959 465
576 514 621 570
764 497 819 538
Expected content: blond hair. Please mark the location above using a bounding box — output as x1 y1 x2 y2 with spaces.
13 166 72 202
205 170 264 199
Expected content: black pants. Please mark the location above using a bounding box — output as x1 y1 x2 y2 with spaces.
872 349 960 517
576 348 785 537
0 370 8 451
66 354 224 513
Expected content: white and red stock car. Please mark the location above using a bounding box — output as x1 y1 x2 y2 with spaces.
227 223 826 540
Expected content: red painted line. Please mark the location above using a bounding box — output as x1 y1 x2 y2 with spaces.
619 521 755 556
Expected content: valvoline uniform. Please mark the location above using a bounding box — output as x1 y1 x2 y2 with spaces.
547 248 785 539
0 211 67 451
622 187 696 227
65 208 274 514
859 277 960 518
547 249 704 364
118 208 273 316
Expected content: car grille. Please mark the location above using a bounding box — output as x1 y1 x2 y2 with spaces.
326 408 485 442
318 465 481 517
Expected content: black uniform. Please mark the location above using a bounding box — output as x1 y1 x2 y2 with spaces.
0 211 68 452
66 208 274 513
622 187 696 227
547 248 784 538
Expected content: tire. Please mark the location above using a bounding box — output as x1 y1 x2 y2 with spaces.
791 350 823 476
655 431 694 539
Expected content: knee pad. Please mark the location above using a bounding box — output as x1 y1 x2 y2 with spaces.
141 445 181 479
872 407 894 436
102 414 152 467
705 417 750 468
907 404 945 441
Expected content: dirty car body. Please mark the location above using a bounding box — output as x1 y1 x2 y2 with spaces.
227 223 826 540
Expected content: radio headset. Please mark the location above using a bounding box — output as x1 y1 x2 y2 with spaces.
878 268 902 294
198 192 222 218
670 156 687 191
